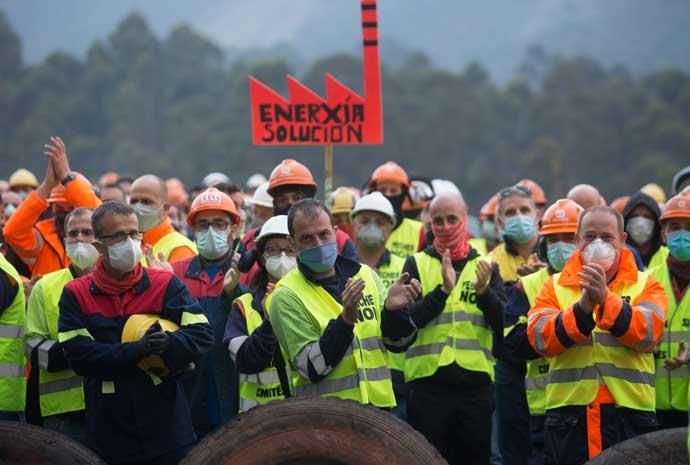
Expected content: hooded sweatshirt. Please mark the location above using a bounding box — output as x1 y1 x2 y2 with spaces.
622 191 662 268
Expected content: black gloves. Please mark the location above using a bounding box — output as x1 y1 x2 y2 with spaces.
131 322 171 360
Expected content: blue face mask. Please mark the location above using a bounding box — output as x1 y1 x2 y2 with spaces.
502 215 536 243
546 241 577 272
668 230 690 261
196 226 230 260
298 242 338 273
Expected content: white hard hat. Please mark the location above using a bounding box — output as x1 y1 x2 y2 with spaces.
246 173 267 190
256 215 289 245
432 179 463 199
350 192 396 225
246 181 273 208
202 172 231 187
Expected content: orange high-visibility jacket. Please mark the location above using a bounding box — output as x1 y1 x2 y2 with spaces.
3 178 100 278
527 248 667 358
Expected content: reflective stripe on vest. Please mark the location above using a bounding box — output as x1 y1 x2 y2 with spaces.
404 253 494 383
547 271 655 411
143 231 197 265
31 268 85 416
235 293 286 412
521 268 551 415
272 265 395 408
650 262 690 411
0 254 26 412
386 218 423 259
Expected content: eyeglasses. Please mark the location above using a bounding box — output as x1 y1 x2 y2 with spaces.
195 220 231 232
97 230 142 243
498 185 531 200
264 245 297 257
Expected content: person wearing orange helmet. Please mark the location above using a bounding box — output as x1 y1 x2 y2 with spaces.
649 193 690 431
3 137 101 278
367 161 426 259
129 174 197 266
517 179 547 219
501 199 583 465
168 187 245 438
237 159 358 287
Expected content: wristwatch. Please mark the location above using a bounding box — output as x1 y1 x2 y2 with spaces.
61 172 77 186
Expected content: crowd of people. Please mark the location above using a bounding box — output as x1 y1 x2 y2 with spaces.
1 136 690 465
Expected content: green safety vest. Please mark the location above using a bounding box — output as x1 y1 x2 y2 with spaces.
0 254 26 412
375 251 406 372
386 218 423 259
234 293 286 412
272 265 395 407
142 231 197 265
520 267 550 415
647 246 669 271
545 271 655 411
649 262 690 411
468 238 488 256
404 253 494 382
26 268 85 417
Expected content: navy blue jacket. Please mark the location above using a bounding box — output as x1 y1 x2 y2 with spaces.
171 255 245 438
58 267 213 465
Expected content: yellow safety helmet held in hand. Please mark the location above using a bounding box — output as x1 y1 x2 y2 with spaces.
122 314 179 377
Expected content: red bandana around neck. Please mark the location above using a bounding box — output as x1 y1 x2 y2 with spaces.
432 214 470 260
92 257 144 295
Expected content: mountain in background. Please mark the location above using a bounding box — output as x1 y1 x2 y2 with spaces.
3 0 689 81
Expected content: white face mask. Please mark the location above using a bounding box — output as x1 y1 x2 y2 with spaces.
132 203 162 232
626 216 655 245
107 237 142 272
66 241 99 270
265 252 297 279
581 238 617 272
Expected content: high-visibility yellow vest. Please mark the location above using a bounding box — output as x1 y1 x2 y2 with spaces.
545 271 656 411
272 265 395 407
520 267 550 415
469 238 488 256
649 262 690 411
142 231 197 265
374 252 406 372
26 268 85 417
404 253 494 382
234 293 286 412
647 246 669 271
0 254 26 412
489 243 537 283
386 218 423 259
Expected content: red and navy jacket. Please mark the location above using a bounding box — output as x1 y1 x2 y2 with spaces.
171 255 246 438
58 267 213 465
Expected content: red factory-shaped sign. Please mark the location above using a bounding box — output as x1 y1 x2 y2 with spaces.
249 0 383 145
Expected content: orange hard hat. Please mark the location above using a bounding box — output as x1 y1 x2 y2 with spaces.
98 171 119 187
609 196 629 215
48 172 91 204
369 161 410 188
267 159 317 197
517 179 547 205
539 198 583 235
660 192 690 221
166 178 189 206
187 187 240 227
479 194 499 221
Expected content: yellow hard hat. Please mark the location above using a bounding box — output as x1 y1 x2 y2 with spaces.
640 183 666 205
121 314 179 377
327 187 360 215
9 168 39 188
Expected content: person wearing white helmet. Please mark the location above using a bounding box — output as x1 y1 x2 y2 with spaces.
245 173 267 195
202 172 231 188
224 215 297 412
351 192 409 420
246 182 273 229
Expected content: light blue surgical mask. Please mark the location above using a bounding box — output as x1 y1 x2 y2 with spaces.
3 204 16 217
196 226 230 260
298 242 338 274
546 241 577 272
668 230 690 261
502 215 536 243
